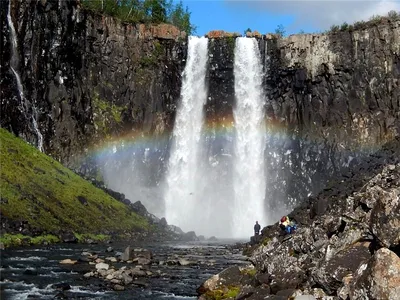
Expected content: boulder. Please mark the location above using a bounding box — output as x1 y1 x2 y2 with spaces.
59 259 77 265
23 268 38 275
113 284 125 291
95 263 109 270
131 268 147 277
121 246 153 261
59 232 77 243
178 258 196 266
350 248 400 299
132 280 148 288
137 257 151 265
269 269 306 294
197 266 242 295
130 201 148 216
368 186 400 248
235 285 272 300
52 283 71 291
250 234 262 245
83 272 94 278
159 217 168 227
312 241 371 295
181 231 198 241
122 272 133 285
105 257 117 262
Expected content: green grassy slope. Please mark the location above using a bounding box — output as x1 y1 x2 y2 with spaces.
0 128 149 236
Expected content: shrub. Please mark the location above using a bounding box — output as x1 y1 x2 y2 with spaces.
327 10 400 34
353 20 366 30
387 10 399 20
340 22 349 31
275 24 286 37
330 24 340 33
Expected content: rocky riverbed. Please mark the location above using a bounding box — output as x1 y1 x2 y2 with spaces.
0 240 249 299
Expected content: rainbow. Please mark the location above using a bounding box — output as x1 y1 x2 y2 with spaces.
87 114 386 163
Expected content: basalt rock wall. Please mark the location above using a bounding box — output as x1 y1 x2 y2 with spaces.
268 21 400 212
0 0 186 167
1 0 399 216
205 22 400 214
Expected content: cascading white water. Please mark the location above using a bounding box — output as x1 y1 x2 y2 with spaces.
232 37 266 238
164 36 209 232
7 0 43 152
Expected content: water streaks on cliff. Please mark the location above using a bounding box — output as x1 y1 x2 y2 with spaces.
6 0 43 152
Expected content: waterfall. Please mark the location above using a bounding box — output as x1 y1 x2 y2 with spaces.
232 37 266 238
164 36 209 233
7 0 43 152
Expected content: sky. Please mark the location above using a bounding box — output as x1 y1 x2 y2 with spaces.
178 0 400 36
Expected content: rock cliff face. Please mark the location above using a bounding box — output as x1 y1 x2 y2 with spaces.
1 0 399 214
264 22 400 209
205 22 399 213
0 0 186 166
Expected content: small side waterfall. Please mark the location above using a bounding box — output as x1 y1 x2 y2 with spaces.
164 36 209 232
7 0 43 152
232 37 266 238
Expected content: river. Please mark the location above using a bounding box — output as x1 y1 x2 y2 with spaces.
0 240 248 299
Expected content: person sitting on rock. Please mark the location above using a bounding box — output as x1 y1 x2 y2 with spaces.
279 216 297 234
254 221 261 235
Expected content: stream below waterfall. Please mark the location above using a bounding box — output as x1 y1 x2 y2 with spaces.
0 240 248 299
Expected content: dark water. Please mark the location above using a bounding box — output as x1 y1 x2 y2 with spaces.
0 240 248 299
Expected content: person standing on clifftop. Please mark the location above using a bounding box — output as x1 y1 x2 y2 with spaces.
254 221 261 235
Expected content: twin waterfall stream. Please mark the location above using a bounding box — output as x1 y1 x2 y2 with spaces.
165 37 267 238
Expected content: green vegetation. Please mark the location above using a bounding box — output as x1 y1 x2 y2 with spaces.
270 10 399 36
205 285 240 300
92 92 126 136
275 24 286 37
327 10 399 34
240 268 257 277
74 233 110 243
81 0 196 35
262 237 271 245
0 128 151 246
0 233 60 248
244 28 252 35
226 36 235 52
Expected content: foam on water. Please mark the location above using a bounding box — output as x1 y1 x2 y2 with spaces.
7 256 46 261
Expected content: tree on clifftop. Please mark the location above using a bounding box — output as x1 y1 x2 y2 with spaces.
81 0 196 35
144 0 167 23
169 1 196 35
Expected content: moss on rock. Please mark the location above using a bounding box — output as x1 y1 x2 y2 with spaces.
240 268 257 277
92 92 126 137
204 285 240 300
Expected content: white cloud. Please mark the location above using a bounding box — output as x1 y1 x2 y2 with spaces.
227 0 400 31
